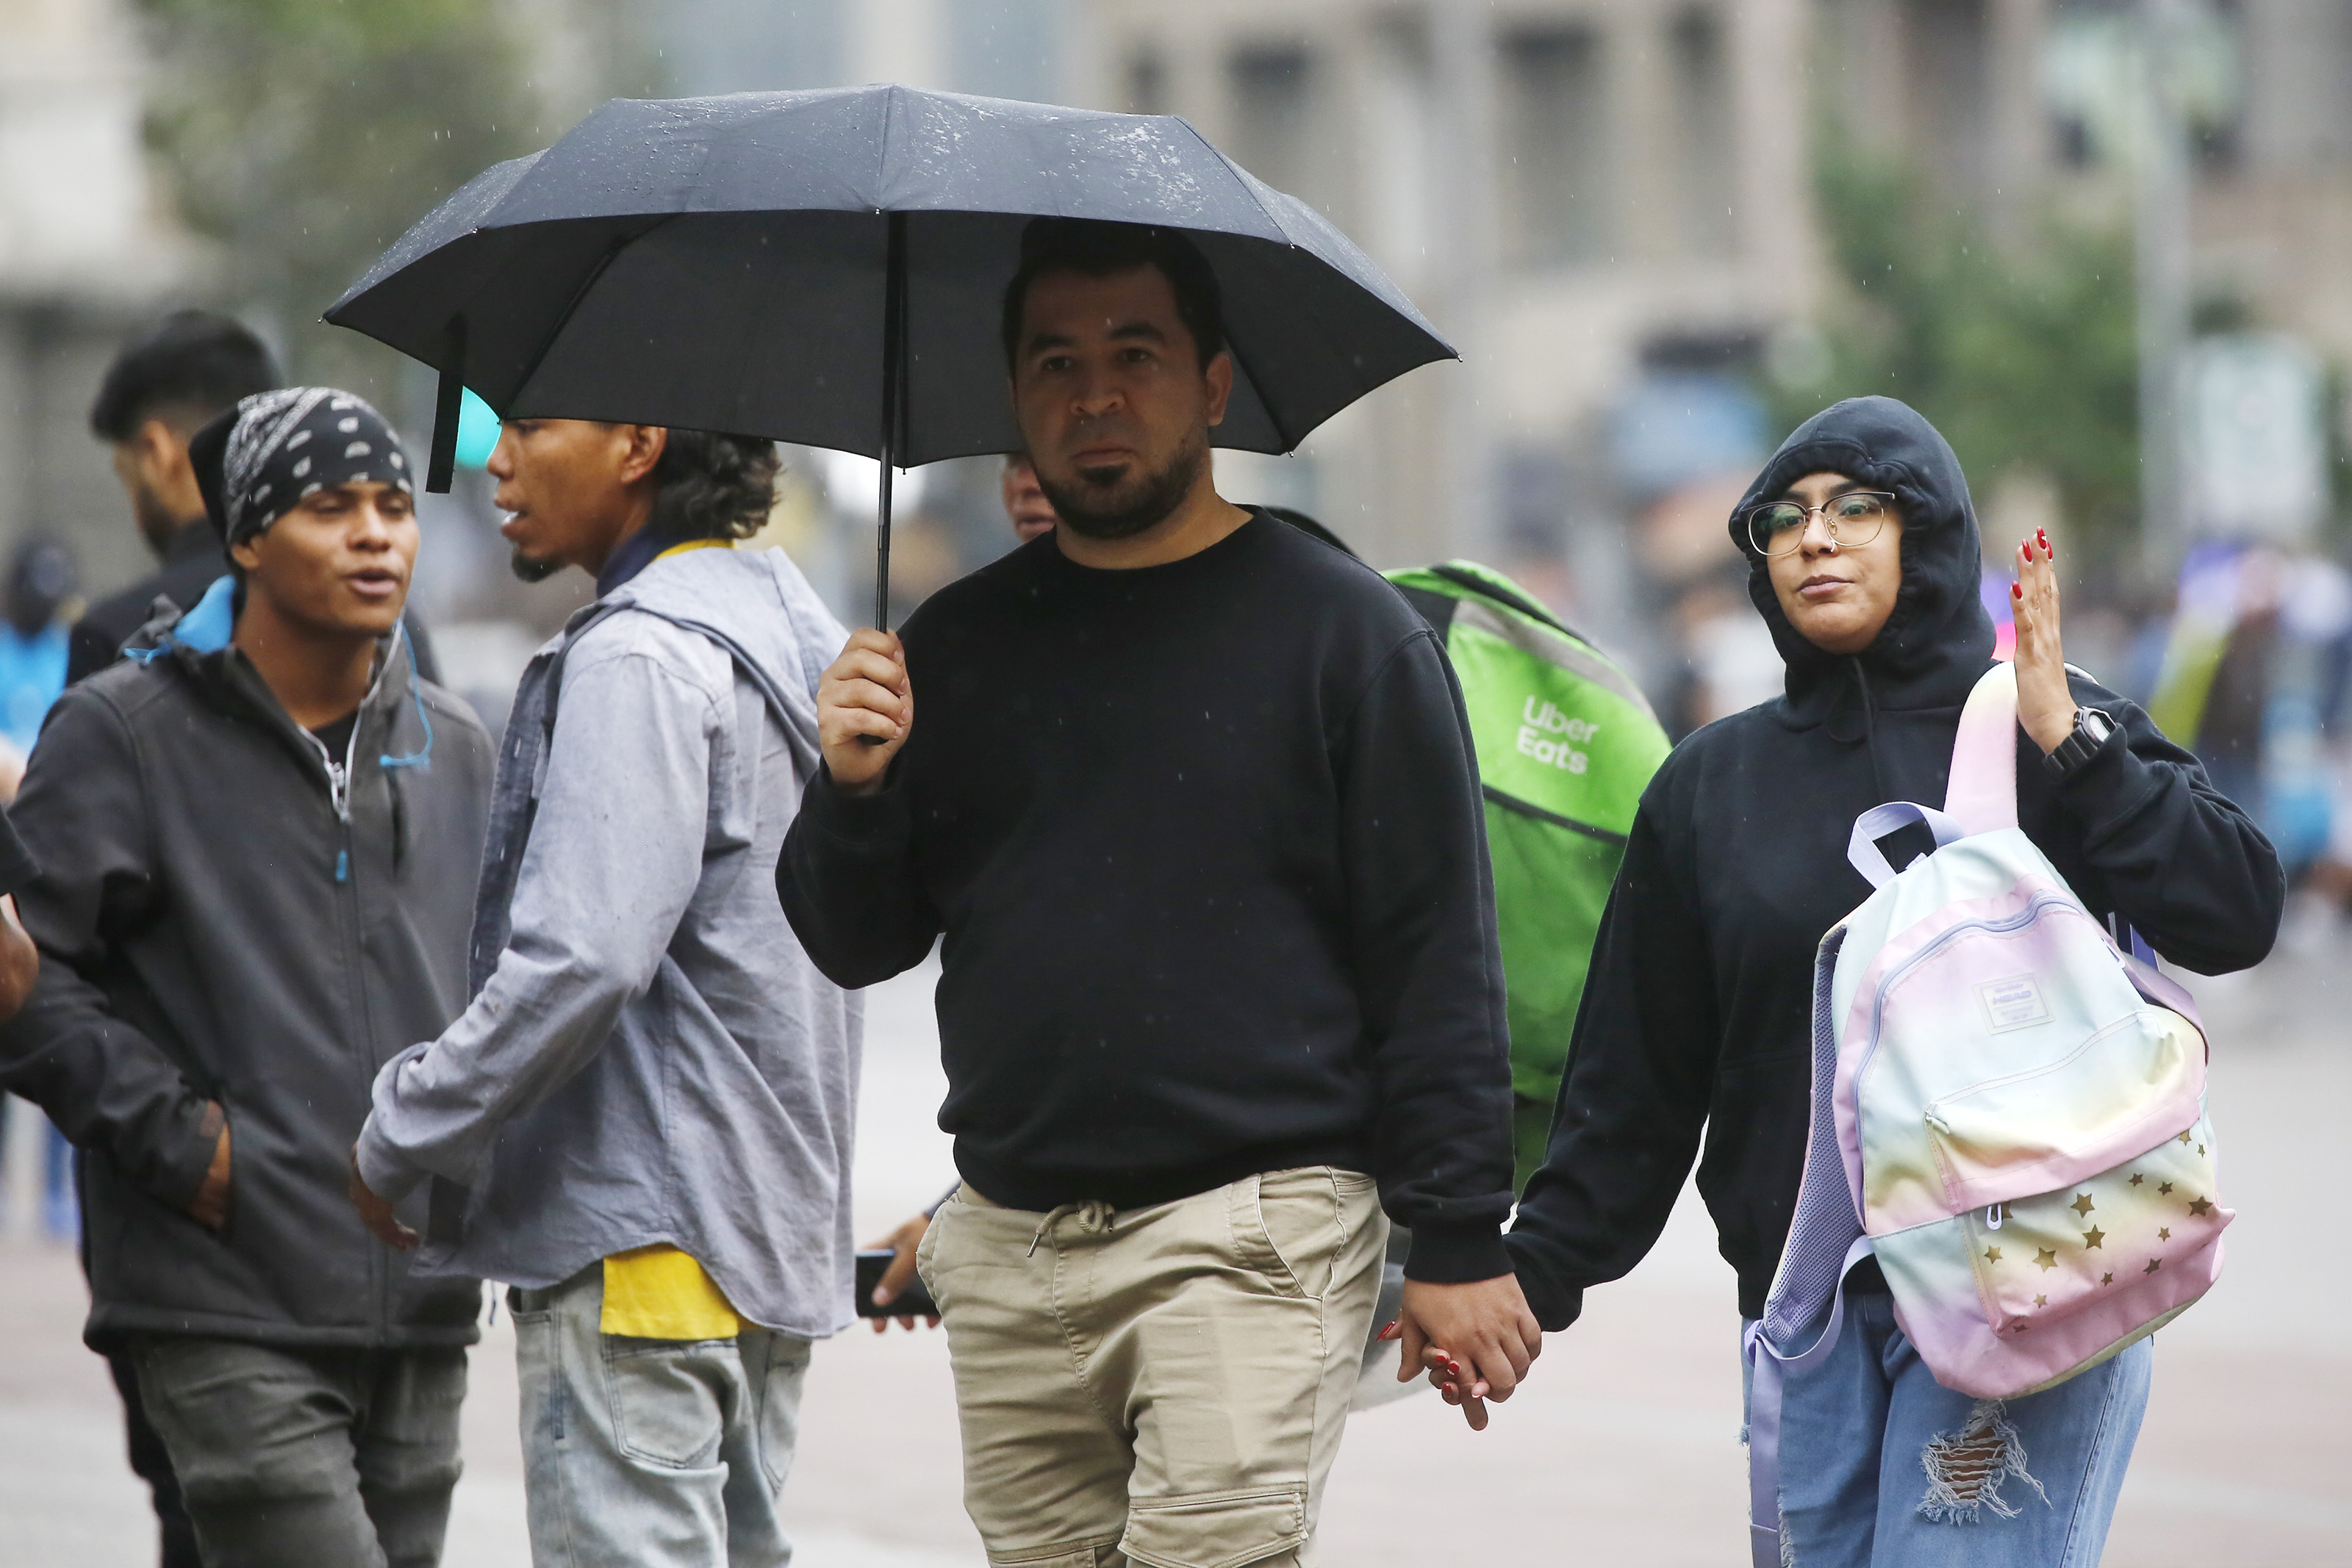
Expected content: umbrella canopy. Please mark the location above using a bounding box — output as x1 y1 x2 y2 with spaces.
333 84 1452 461
326 84 1454 622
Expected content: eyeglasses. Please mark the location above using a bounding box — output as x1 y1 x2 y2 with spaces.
1744 491 1895 557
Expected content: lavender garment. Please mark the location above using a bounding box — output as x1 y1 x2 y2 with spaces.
356 544 860 1339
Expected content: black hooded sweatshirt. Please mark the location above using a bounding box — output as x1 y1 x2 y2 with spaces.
1505 397 2284 1327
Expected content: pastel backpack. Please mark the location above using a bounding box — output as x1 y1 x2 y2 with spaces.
1743 662 2231 1567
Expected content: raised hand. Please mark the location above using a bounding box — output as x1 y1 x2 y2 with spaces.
2012 530 2077 755
818 628 914 794
1394 1274 1543 1432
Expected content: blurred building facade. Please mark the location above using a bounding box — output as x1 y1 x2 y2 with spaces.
8 0 2352 639
1072 0 2352 669
0 0 191 591
1073 0 1817 585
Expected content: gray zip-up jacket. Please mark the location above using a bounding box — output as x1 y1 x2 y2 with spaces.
0 577 495 1349
356 545 862 1339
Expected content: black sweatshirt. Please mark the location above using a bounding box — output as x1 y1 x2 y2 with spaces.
778 514 1516 1282
1506 398 2285 1327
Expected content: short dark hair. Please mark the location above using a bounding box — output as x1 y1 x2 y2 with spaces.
649 429 781 541
89 310 280 442
1000 218 1225 372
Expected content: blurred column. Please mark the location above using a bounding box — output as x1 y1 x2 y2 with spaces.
1985 0 2052 245
2136 0 2193 578
1430 0 1499 556
853 0 946 87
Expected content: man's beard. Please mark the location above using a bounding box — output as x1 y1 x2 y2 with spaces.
509 547 562 584
133 483 184 556
1036 434 1205 541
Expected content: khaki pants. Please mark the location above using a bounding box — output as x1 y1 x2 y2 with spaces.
917 1168 1386 1568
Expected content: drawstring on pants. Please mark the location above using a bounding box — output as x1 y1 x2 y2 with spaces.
1028 1199 1116 1256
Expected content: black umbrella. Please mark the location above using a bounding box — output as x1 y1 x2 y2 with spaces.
326 84 1454 627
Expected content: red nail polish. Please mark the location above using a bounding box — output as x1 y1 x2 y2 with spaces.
2012 583 2021 600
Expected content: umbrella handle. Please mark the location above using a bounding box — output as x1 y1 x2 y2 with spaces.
874 456 893 633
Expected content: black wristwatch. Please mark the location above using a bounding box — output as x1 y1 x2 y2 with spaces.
2043 706 2115 780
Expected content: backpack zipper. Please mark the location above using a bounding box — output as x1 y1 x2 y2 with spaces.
1851 890 2082 1117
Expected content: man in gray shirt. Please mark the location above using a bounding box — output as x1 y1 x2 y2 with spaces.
350 418 858 1568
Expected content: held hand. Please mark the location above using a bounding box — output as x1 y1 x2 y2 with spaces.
2012 531 2076 755
864 1211 941 1334
1418 1343 1491 1427
819 629 913 796
1394 1274 1543 1433
347 1146 417 1251
185 1106 232 1231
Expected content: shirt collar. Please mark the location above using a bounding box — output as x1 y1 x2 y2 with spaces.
595 523 676 599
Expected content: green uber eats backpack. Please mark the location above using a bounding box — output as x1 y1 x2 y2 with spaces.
1388 561 1672 1192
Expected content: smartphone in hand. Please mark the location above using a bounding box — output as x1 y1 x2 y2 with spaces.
853 1248 939 1320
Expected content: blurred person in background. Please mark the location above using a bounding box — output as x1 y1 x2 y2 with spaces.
0 389 495 1568
1001 449 1059 542
0 533 78 774
1495 398 2282 1562
80 309 440 688
0 534 81 1240
76 312 281 686
0 689 40 1331
349 418 858 1568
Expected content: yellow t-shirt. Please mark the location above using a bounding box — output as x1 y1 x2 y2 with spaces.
600 1245 742 1339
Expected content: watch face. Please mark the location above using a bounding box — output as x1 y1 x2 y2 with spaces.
2081 708 2114 744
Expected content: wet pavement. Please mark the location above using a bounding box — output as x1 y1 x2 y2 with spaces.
3 932 2346 1564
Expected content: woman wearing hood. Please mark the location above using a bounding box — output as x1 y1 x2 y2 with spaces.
1493 398 2282 1562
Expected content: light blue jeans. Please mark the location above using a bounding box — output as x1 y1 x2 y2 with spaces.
511 1268 811 1568
1744 1292 2153 1567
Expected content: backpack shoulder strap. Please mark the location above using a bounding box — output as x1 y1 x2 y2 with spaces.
1943 661 2019 836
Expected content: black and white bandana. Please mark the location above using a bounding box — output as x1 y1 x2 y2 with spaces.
214 387 412 545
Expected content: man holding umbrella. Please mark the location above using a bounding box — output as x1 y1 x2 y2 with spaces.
781 217 1538 1568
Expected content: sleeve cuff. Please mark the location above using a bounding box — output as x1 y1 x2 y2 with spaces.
2051 714 2147 819
1502 1233 1588 1331
1401 1221 1513 1284
803 763 912 849
355 1121 426 1205
355 1044 435 1204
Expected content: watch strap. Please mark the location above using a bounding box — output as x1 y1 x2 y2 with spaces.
2043 708 2113 780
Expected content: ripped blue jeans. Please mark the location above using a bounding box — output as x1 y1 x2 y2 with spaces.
1743 1292 2152 1567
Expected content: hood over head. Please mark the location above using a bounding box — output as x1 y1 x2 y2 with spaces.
1727 396 1994 727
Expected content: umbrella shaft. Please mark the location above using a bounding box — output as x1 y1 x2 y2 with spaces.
875 209 908 634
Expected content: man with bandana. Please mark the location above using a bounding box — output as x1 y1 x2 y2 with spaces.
0 389 495 1568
